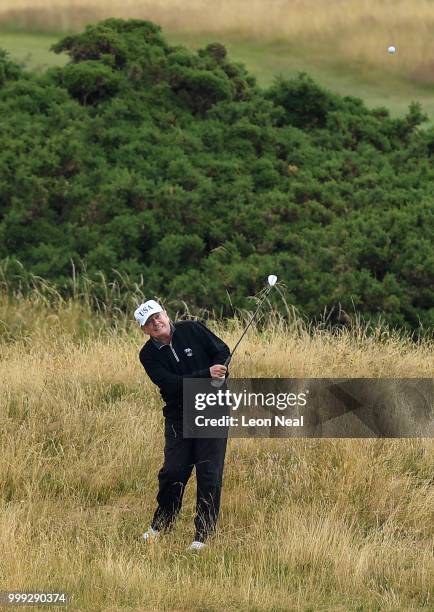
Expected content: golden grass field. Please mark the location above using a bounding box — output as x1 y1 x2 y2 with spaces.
1 296 433 610
2 0 434 81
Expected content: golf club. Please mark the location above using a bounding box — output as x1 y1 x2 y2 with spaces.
211 274 278 388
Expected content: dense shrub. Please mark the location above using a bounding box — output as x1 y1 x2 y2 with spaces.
0 18 433 331
54 61 122 105
0 48 21 86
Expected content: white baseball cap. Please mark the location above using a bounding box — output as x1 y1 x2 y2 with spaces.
134 300 164 326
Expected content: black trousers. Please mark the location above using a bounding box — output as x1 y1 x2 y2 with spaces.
151 418 228 542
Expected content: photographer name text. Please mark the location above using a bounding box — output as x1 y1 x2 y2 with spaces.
195 415 304 427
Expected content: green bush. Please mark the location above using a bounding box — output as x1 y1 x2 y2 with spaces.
0 18 433 331
0 49 21 86
54 61 122 105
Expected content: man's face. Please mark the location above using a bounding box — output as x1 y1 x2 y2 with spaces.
142 310 171 341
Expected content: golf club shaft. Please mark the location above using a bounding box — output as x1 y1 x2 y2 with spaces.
210 281 275 388
220 285 272 373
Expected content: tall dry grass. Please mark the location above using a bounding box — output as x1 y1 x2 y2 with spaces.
1 1 434 79
1 294 433 610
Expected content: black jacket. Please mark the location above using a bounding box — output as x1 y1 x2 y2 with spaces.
139 320 230 419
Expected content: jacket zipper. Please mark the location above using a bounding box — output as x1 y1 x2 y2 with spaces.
169 342 180 362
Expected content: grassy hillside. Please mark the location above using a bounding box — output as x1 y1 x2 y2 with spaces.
0 32 67 71
1 297 433 610
1 19 434 332
2 0 434 68
2 1 434 122
2 31 434 124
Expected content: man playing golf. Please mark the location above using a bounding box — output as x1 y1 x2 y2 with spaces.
135 299 230 550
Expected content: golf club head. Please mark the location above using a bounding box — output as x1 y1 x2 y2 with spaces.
268 274 277 287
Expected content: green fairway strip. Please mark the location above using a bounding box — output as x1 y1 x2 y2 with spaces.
1 30 434 124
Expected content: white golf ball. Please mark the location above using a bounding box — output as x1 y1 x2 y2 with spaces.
388 46 396 54
268 274 277 286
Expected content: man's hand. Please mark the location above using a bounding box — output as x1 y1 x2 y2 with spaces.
210 364 227 378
